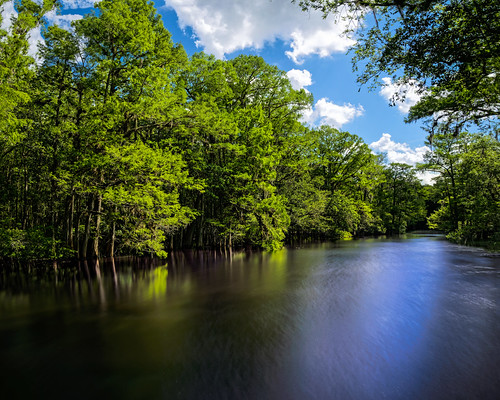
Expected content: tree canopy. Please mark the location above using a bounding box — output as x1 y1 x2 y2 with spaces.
295 0 500 136
1 0 496 260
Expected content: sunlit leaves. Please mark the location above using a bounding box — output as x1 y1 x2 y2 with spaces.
422 133 500 243
296 0 500 134
375 163 426 234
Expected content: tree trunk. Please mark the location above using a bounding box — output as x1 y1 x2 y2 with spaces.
93 172 105 258
67 192 75 249
110 206 117 257
197 193 204 248
93 192 102 258
75 212 81 256
82 196 94 259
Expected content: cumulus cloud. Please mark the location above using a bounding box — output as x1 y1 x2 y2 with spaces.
163 0 356 61
302 98 364 128
285 23 355 64
416 171 438 185
287 69 312 91
1 1 15 31
370 133 429 164
379 77 424 114
369 133 437 184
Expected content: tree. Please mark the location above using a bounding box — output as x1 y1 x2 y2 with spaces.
276 126 330 242
456 135 500 243
419 131 465 230
312 126 383 238
0 0 62 259
0 0 199 260
422 133 500 244
170 54 311 251
66 0 195 257
295 0 500 135
0 0 56 149
375 163 426 234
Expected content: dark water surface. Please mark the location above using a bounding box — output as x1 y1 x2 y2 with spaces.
0 236 499 399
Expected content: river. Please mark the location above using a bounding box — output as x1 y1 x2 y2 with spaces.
0 235 498 399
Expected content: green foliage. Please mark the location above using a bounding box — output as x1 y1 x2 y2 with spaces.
2 0 456 260
422 133 500 243
315 126 384 236
375 163 427 234
99 142 198 255
0 0 57 148
1 0 196 259
295 0 500 134
0 224 75 260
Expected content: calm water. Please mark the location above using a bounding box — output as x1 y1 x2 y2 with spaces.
0 236 499 399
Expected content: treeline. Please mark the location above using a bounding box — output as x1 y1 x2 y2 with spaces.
294 0 500 247
422 133 500 247
0 0 497 260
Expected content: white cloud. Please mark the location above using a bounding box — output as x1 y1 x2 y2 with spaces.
369 133 437 184
369 133 429 164
302 97 364 128
285 23 355 64
416 170 438 185
45 10 83 30
370 133 413 154
286 69 312 91
379 77 424 114
1 1 15 31
163 0 355 61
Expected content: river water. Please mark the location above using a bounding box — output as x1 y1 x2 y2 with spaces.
0 235 498 399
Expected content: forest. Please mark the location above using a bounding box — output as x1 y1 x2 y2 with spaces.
0 0 498 260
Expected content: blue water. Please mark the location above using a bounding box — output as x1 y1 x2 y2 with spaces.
0 235 498 399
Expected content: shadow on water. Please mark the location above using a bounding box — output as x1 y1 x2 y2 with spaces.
0 238 499 400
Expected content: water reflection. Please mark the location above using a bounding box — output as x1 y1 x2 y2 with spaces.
0 238 499 400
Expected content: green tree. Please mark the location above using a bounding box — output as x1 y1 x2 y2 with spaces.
376 163 427 234
71 0 194 257
225 56 312 250
0 0 198 260
419 131 465 230
0 0 56 148
170 54 311 251
423 133 500 244
295 0 500 135
276 126 330 243
313 126 383 238
0 0 62 259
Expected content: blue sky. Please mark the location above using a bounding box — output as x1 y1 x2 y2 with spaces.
2 0 434 181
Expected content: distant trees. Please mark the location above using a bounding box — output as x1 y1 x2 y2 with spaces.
294 0 499 246
375 163 426 235
422 133 500 245
314 126 384 237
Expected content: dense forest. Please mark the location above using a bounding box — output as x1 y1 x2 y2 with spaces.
0 0 498 260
